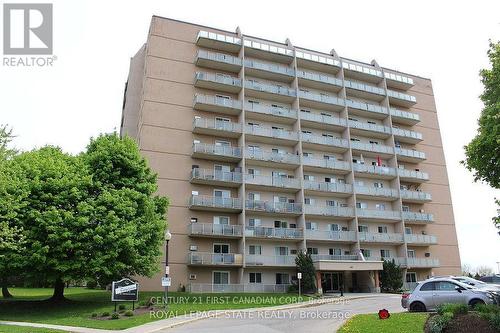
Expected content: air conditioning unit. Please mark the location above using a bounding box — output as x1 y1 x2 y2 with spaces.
189 245 198 251
425 252 430 257
419 209 425 213
189 274 197 280
340 203 348 207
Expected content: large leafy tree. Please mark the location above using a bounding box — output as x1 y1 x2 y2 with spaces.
463 41 500 234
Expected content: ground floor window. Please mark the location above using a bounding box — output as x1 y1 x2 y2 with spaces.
249 272 262 284
276 273 290 285
406 272 417 283
213 271 229 285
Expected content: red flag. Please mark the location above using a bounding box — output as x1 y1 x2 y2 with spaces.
377 156 381 166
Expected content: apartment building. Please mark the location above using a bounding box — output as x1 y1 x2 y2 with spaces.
120 16 461 293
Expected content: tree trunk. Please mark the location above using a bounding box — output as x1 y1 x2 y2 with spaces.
50 278 66 302
2 285 13 298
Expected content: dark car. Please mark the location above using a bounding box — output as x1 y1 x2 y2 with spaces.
480 275 500 286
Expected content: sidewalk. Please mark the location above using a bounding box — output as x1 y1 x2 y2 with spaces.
0 293 387 333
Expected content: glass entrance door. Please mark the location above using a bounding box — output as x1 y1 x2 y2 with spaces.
321 272 343 293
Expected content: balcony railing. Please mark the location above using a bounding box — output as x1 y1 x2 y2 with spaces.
245 255 296 266
301 133 349 149
188 283 291 293
243 39 294 57
189 195 242 210
311 254 359 261
302 157 351 171
400 190 432 201
296 70 343 87
245 149 300 165
355 186 399 198
245 200 303 214
300 112 347 127
194 94 242 110
245 174 300 189
188 223 243 237
303 180 353 194
197 31 241 46
245 125 298 141
387 90 417 103
191 168 242 184
342 61 383 78
405 258 440 268
405 234 438 245
296 50 341 67
305 230 357 242
353 164 397 177
244 102 297 119
402 211 434 223
392 127 423 141
304 205 354 217
357 209 401 220
395 147 426 160
195 72 242 87
299 91 345 107
358 232 404 243
397 169 429 181
245 59 295 76
350 141 394 154
193 143 242 159
193 118 242 133
390 108 420 123
188 252 242 265
346 99 388 115
384 72 414 86
245 226 303 239
245 80 296 97
349 120 392 135
344 80 386 96
197 50 242 66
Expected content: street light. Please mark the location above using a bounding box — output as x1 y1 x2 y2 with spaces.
164 230 172 307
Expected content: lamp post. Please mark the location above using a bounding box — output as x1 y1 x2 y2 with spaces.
164 230 172 307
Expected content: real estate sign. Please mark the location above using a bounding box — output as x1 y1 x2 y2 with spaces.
111 278 139 302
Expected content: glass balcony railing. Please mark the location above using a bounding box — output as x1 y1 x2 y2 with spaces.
244 102 297 119
193 118 242 133
348 120 392 135
402 211 434 223
296 70 343 87
344 80 385 96
298 91 345 107
303 180 353 194
245 200 302 214
311 254 359 261
191 168 242 184
246 149 300 164
358 232 404 243
300 112 347 127
243 39 294 57
357 209 401 220
305 230 357 242
189 195 242 210
387 90 417 103
395 147 426 160
302 157 351 171
188 252 243 265
193 143 242 159
197 50 242 66
346 99 388 115
245 80 296 97
188 283 291 293
397 169 429 181
188 223 243 237
405 234 438 244
244 174 300 189
244 226 303 239
296 50 341 67
245 125 298 141
195 72 242 87
350 141 394 154
392 127 423 141
342 61 383 78
405 258 440 268
194 94 242 110
197 31 242 46
245 59 295 76
245 255 296 266
384 72 414 86
355 186 399 198
400 190 432 201
352 164 397 177
390 108 420 122
301 133 349 149
304 205 354 217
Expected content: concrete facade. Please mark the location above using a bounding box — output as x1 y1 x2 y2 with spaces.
121 16 461 293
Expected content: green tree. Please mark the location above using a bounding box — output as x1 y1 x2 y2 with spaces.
295 251 316 293
380 259 403 292
0 124 17 160
463 41 500 233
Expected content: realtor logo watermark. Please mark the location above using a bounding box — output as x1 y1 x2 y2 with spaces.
2 3 56 66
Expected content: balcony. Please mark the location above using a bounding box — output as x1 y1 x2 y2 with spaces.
344 80 386 102
355 186 399 200
193 94 242 115
301 133 349 153
357 209 401 222
244 125 298 146
405 258 440 268
305 230 357 242
245 174 300 192
384 71 414 90
244 226 303 240
243 39 294 63
387 89 417 107
245 200 302 216
398 169 429 183
299 91 345 111
304 205 355 219
192 143 242 162
245 80 296 102
190 168 242 187
244 102 297 124
302 157 351 174
403 211 434 224
311 254 359 261
193 118 241 138
244 59 295 82
188 223 242 238
348 120 392 138
245 149 300 169
358 232 404 244
352 164 397 179
300 112 347 131
188 252 243 266
405 234 438 246
401 190 432 203
297 70 343 92
303 180 353 196
196 50 242 72
350 141 394 157
245 255 296 267
295 50 341 74
189 195 242 213
395 147 426 163
196 30 242 53
342 61 383 83
194 72 242 93
346 99 388 119
392 127 423 144
390 108 420 125
188 283 291 293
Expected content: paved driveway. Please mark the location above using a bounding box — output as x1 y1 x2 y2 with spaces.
160 294 404 333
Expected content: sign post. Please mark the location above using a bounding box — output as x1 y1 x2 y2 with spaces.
111 278 139 311
297 272 302 298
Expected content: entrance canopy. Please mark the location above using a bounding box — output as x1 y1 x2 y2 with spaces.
313 259 383 272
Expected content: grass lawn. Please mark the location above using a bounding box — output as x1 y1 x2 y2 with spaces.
0 287 309 330
338 312 428 333
0 324 67 333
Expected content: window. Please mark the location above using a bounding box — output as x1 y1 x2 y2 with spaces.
330 224 340 231
249 245 262 255
304 174 314 181
356 202 368 209
249 273 262 284
213 271 229 285
380 249 391 258
374 182 384 188
307 247 318 255
214 216 230 225
320 112 331 117
274 220 288 228
420 282 435 291
213 243 230 253
406 272 417 283
276 273 290 285
248 218 261 227
435 281 459 291
369 140 379 145
405 227 412 235
306 222 317 230
326 200 337 207
378 226 388 233
329 248 341 256
407 250 416 258
300 109 311 113
375 203 386 210
360 249 371 257
358 225 368 232
304 197 314 205
275 247 289 256
302 130 312 135
247 192 260 201
402 205 410 212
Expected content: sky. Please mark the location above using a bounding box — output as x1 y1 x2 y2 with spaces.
1 0 499 273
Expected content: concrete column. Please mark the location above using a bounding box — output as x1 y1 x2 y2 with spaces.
374 270 381 293
316 271 322 295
